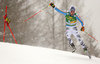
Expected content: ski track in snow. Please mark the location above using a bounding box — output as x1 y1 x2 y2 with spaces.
0 42 100 64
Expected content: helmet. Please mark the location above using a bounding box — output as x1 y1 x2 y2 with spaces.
70 6 75 11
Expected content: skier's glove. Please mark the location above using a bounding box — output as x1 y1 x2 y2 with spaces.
81 26 85 31
50 3 55 8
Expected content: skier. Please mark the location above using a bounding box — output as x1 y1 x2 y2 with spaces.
50 3 87 52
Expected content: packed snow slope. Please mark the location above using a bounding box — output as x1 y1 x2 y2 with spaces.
0 42 100 64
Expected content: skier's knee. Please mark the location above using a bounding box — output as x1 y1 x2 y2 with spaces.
76 35 81 38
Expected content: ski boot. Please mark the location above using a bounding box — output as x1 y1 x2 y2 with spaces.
83 47 87 52
83 47 91 59
70 43 76 53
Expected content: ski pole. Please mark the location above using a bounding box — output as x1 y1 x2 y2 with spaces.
84 31 99 42
23 5 50 23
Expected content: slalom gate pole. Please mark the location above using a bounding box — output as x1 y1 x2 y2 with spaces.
3 6 7 42
5 6 7 14
7 24 17 44
3 6 17 44
84 31 99 42
3 22 6 42
23 5 50 22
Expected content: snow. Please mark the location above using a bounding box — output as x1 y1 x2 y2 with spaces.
0 42 100 64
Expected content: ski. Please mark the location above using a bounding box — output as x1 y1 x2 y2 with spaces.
72 48 91 59
84 50 91 59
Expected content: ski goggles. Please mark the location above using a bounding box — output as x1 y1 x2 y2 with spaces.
70 11 75 14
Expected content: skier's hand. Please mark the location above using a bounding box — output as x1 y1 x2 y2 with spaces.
50 3 55 8
81 26 85 31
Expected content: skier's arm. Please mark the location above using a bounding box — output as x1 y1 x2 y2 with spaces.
54 7 67 16
50 3 67 16
76 15 84 26
76 15 85 31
